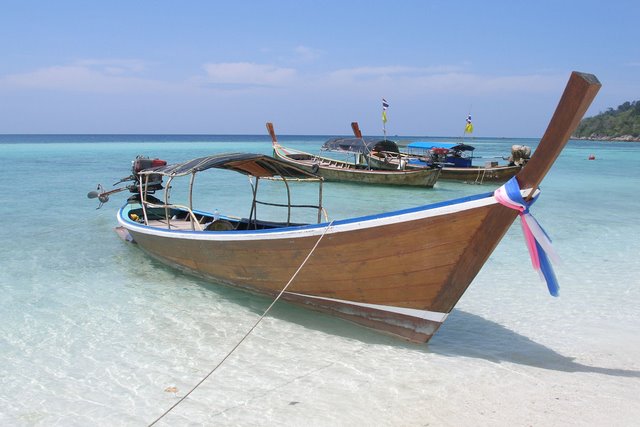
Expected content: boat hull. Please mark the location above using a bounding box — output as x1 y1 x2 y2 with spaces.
439 165 522 183
367 155 522 183
273 145 441 187
118 193 517 343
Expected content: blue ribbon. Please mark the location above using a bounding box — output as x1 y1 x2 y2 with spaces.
495 177 560 297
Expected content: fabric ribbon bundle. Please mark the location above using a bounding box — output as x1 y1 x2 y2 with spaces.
494 177 561 296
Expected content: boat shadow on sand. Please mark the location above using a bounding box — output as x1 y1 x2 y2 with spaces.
428 310 640 378
194 280 639 379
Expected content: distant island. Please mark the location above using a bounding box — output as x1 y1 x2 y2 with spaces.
573 100 640 141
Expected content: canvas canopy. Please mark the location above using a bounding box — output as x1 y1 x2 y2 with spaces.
138 153 319 179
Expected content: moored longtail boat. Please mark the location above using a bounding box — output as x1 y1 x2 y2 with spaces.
90 72 600 343
270 125 441 187
353 122 531 184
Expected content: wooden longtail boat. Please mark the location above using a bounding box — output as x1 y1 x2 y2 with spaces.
270 126 441 187
91 72 600 343
367 148 526 183
352 122 530 184
407 140 530 183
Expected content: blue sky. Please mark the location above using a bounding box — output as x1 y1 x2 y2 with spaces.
1 0 638 136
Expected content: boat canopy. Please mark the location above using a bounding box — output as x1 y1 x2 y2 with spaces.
321 137 400 154
408 141 475 152
137 153 319 180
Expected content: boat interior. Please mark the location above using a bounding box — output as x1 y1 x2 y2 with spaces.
283 151 371 170
127 206 311 232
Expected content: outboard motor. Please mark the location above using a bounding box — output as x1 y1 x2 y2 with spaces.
131 156 167 193
87 155 167 208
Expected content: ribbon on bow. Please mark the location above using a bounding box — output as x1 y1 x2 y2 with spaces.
494 177 561 296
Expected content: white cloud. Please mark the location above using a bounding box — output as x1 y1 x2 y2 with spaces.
326 65 560 95
0 57 564 135
293 45 323 62
75 58 147 75
0 59 166 93
329 65 462 80
202 62 296 86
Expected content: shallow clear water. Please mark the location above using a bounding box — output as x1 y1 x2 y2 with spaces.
0 135 639 426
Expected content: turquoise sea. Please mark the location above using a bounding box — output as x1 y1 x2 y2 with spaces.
1 134 639 426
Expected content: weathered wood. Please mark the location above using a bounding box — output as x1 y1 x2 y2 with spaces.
356 121 524 183
129 205 489 304
271 134 441 187
517 72 601 192
126 201 496 341
351 122 363 138
266 122 277 143
367 154 523 183
438 165 522 183
432 71 601 311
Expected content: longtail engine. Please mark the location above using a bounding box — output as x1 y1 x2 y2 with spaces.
87 156 167 208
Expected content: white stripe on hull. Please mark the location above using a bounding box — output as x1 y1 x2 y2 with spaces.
284 292 448 323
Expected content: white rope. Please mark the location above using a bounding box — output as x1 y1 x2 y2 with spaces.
148 220 335 426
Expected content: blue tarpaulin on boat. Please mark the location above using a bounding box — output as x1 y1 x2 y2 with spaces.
408 141 457 150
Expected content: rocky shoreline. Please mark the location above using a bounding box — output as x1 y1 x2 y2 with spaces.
572 134 640 142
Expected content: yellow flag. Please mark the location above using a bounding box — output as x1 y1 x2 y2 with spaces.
465 122 473 133
382 99 389 123
464 115 473 134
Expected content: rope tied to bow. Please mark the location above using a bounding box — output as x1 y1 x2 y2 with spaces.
494 177 561 296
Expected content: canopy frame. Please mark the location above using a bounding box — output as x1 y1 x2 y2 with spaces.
135 153 325 229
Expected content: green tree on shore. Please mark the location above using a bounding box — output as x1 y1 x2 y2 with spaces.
574 100 640 138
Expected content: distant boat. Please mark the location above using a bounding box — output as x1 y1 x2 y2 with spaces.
88 72 600 343
355 125 531 184
269 124 441 187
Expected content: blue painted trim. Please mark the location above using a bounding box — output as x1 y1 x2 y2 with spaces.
119 191 494 235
